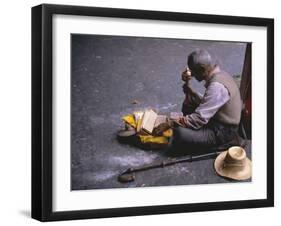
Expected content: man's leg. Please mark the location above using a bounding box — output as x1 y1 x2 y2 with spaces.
167 126 217 156
167 121 241 156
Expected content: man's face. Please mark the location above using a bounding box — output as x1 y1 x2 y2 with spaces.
190 67 205 82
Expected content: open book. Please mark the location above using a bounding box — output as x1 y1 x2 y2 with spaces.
135 109 167 134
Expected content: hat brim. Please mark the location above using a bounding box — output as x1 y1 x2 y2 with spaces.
214 151 252 181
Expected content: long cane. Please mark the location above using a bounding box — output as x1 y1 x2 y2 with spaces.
118 152 220 183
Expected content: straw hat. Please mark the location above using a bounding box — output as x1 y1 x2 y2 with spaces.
214 146 252 180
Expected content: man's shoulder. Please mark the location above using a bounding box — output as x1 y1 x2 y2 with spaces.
212 70 232 79
210 71 237 86
206 81 229 94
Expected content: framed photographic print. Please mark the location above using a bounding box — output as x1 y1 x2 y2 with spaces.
32 4 274 221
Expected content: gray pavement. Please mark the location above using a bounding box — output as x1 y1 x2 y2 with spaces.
71 34 250 190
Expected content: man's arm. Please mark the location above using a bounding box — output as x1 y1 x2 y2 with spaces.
183 83 203 101
181 82 230 129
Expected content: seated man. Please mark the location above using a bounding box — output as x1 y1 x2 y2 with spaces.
167 49 243 155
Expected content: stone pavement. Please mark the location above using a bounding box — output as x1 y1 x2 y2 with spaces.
71 34 250 190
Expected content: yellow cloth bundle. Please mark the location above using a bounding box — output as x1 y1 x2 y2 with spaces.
122 114 172 145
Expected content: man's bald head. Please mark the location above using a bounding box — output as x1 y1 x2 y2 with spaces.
187 49 215 81
187 49 213 70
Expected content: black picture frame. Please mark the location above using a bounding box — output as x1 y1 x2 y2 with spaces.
32 4 274 222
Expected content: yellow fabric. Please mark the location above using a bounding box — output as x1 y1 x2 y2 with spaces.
122 114 173 144
122 114 137 128
138 135 169 144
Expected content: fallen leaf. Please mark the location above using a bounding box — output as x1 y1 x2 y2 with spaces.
131 100 140 105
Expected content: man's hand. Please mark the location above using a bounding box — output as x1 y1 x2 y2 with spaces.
153 118 174 136
153 116 188 135
153 122 171 136
181 68 192 82
173 117 188 127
